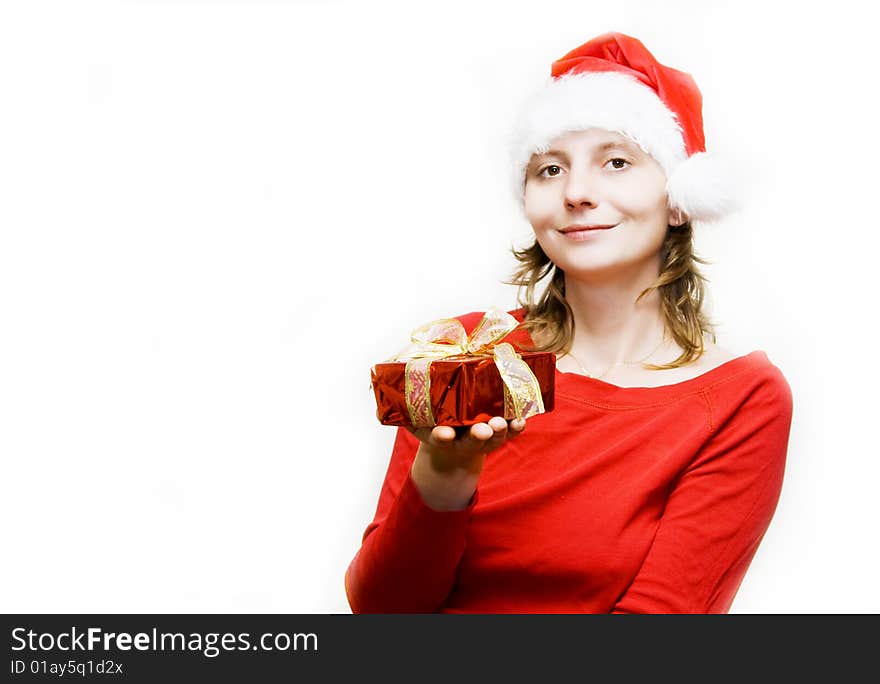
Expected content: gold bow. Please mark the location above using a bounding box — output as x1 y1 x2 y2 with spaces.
386 308 545 428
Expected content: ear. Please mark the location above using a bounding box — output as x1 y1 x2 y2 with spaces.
669 207 686 227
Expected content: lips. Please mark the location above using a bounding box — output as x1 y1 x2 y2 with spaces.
559 224 616 233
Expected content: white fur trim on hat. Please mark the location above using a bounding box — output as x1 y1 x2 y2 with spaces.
509 70 738 223
665 151 741 223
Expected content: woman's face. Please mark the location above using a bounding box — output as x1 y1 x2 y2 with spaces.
523 128 680 280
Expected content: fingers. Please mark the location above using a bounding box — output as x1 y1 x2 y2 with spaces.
489 416 508 432
472 421 496 440
431 426 456 444
472 418 501 451
409 417 526 449
488 416 509 441
406 424 450 447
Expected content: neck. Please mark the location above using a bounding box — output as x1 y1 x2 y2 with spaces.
561 263 672 369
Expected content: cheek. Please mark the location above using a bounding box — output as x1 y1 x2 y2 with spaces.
609 175 668 218
523 185 550 226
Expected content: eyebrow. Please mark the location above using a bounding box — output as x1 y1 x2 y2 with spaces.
532 140 640 162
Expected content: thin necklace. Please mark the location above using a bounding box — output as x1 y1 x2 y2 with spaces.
562 336 667 380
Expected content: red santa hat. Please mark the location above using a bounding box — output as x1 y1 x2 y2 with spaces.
510 32 739 223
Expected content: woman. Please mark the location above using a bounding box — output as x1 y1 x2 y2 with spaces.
346 32 793 613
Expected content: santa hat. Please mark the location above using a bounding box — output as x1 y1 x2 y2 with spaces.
510 32 739 223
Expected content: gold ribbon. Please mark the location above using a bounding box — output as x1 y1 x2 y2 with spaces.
386 308 546 428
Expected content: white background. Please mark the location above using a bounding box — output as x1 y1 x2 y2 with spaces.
1 0 876 613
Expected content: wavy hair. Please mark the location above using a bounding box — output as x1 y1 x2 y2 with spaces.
503 222 719 371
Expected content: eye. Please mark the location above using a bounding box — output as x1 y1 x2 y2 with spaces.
605 158 630 170
538 164 563 178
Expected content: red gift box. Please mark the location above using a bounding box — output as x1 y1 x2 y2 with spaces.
370 309 555 427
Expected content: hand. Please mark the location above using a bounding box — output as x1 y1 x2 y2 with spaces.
405 416 527 475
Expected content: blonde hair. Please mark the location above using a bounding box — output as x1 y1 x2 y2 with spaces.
503 222 719 370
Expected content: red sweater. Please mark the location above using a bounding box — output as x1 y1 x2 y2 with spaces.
346 309 794 613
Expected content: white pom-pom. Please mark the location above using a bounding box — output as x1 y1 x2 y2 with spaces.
665 152 743 223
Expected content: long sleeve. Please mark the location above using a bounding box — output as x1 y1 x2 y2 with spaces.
345 427 479 613
611 368 794 614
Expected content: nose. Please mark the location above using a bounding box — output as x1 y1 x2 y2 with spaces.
563 167 598 210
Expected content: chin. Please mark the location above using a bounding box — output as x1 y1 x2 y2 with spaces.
557 256 619 274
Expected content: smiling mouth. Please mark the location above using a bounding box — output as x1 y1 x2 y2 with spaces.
559 224 617 233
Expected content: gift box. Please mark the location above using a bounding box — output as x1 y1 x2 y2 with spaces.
371 309 555 427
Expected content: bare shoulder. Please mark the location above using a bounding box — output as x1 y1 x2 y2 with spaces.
648 341 737 384
571 340 745 388
640 341 741 386
699 341 740 370
634 342 740 386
